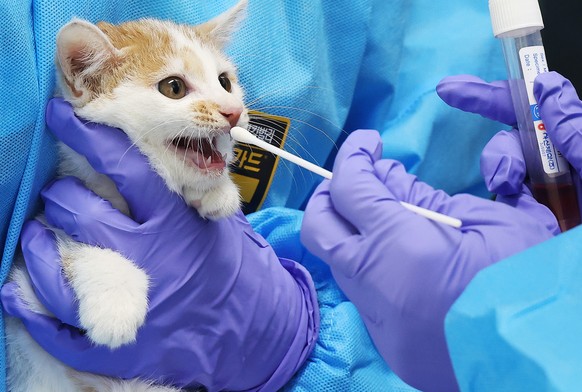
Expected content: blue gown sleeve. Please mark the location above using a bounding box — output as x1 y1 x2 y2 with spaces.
445 226 582 391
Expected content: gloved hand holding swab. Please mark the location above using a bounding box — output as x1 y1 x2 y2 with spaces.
230 126 462 228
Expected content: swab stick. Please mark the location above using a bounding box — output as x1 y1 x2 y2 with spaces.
231 127 462 228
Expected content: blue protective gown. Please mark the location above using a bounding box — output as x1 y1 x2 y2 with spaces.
1 0 556 391
445 224 582 391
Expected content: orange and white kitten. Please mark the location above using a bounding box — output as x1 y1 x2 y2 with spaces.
5 1 248 391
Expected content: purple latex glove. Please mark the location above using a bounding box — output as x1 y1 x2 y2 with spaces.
1 98 319 391
300 130 554 392
437 71 582 234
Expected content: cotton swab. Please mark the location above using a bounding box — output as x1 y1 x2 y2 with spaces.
230 127 462 228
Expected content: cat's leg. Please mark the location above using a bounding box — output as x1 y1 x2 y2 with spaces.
72 373 186 392
59 239 149 348
7 316 180 392
5 317 83 392
6 261 177 392
5 263 84 392
186 176 241 220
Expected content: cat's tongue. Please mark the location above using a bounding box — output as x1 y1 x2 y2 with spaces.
172 137 226 171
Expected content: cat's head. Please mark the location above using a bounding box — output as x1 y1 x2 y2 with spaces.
54 1 248 213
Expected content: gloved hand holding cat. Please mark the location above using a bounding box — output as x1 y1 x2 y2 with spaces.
1 98 318 391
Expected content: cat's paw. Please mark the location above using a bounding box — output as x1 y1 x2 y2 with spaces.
63 246 149 349
189 180 240 220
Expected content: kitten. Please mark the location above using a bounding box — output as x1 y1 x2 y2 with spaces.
5 1 248 391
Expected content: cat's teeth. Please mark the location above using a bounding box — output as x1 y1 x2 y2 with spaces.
205 156 212 166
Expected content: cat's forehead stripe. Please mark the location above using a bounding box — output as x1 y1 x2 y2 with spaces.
167 28 207 78
99 19 215 84
98 19 172 80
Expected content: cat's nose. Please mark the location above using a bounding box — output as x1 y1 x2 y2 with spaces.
220 108 242 127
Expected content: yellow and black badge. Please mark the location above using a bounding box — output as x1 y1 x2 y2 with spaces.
231 111 290 214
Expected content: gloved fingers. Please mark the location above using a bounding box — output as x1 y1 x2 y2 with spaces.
1 283 98 365
19 220 80 327
371 158 472 229
480 129 527 195
45 98 181 223
302 181 385 278
437 75 516 125
331 130 441 233
0 281 51 323
534 72 582 174
373 158 451 209
42 177 141 250
301 180 360 269
495 189 561 235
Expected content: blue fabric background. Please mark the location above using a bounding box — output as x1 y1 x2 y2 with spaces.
0 0 508 390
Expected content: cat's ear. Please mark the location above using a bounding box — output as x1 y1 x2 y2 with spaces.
197 0 248 48
56 19 122 104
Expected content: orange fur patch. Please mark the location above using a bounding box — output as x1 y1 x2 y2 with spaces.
91 20 211 95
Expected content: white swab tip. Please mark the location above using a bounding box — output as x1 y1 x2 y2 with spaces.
230 126 257 144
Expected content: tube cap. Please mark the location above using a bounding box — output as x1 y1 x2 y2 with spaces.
489 0 544 38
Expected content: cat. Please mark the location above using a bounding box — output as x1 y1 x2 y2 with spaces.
5 1 249 391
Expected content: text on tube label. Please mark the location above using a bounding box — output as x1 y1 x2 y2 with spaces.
519 45 568 175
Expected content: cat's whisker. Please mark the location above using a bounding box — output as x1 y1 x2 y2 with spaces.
249 125 320 186
244 85 349 142
253 103 346 127
270 133 323 185
243 143 302 191
251 113 342 166
253 116 330 160
197 131 205 169
176 125 191 170
119 120 189 165
239 107 341 189
244 85 348 108
249 105 347 146
255 118 315 153
130 119 187 146
270 131 326 173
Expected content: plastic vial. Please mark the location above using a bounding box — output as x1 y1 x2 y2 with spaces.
489 0 581 231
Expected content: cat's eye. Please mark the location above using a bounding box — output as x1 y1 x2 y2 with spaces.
218 73 232 93
158 77 187 99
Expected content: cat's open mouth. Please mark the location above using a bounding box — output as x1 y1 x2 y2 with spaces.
169 136 227 171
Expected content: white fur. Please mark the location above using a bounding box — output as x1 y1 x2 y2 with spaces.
58 239 149 348
6 1 248 390
6 259 180 392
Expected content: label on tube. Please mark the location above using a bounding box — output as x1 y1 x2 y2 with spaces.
519 45 568 175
